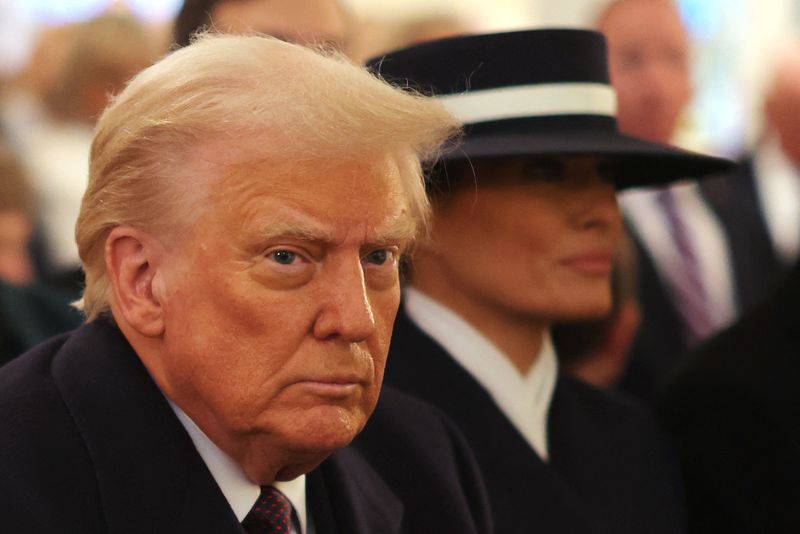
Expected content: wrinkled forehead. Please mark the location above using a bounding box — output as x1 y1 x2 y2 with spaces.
185 137 418 223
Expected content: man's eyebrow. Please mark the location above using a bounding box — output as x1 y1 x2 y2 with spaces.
370 217 419 248
253 217 418 246
255 221 334 242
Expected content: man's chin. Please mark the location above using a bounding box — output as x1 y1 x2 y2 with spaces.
244 408 368 483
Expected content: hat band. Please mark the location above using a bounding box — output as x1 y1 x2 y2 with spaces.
437 83 617 125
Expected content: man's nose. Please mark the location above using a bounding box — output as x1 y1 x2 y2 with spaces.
312 258 377 342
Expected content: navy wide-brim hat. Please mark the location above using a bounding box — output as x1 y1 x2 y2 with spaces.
366 29 733 190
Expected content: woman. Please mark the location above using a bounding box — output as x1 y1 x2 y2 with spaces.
368 29 731 534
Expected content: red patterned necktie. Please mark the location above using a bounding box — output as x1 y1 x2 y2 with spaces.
241 486 294 534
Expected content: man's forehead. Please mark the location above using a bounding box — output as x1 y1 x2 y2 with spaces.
249 204 418 245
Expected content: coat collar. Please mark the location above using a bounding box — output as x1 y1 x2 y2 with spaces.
388 308 599 533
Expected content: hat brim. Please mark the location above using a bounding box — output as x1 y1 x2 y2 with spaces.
440 130 734 189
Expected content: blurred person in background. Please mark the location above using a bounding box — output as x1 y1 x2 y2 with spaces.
702 45 800 301
370 29 730 534
173 0 352 52
16 13 158 298
0 24 77 154
0 143 36 286
656 42 800 534
597 0 743 402
354 13 474 61
0 140 82 365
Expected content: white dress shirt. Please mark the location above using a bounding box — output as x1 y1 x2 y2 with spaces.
753 137 800 265
170 401 311 534
620 180 737 333
403 287 558 460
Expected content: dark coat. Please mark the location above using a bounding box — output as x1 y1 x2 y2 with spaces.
621 162 789 403
701 159 790 308
386 309 687 534
619 229 688 403
0 318 492 533
0 280 82 366
656 260 800 534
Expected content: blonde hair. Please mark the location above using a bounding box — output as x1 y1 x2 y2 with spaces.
76 32 459 320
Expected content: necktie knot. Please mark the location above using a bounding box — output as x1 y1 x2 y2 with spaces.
242 486 293 534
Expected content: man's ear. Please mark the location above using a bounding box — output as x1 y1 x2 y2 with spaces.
105 226 166 337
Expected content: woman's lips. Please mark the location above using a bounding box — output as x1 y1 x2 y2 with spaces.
560 252 614 276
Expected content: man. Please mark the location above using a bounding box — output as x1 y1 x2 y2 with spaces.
701 47 800 304
369 29 730 534
173 0 351 52
0 34 492 533
656 46 800 534
597 0 740 401
17 13 158 297
0 142 82 364
656 260 800 533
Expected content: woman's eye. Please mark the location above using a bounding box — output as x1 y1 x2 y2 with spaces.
523 158 564 182
270 250 297 265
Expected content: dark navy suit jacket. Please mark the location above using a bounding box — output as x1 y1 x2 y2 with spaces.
387 308 687 534
0 318 492 533
657 260 800 534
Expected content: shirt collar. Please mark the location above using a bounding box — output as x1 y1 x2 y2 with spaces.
403 287 558 460
169 401 308 533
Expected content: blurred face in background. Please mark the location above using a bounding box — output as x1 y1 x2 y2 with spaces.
599 0 693 144
765 55 800 166
0 210 34 286
418 157 623 325
211 0 350 50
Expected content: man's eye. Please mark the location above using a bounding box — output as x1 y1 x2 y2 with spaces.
364 249 392 266
270 250 297 265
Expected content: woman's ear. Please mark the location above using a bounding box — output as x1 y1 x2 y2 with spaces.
104 226 166 337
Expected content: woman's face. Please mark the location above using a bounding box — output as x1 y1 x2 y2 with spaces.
423 156 623 323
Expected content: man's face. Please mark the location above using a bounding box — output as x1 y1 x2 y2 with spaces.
0 210 34 285
211 0 349 50
424 157 623 323
600 0 693 143
767 62 800 166
153 145 413 482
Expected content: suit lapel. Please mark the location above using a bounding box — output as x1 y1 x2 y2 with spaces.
387 308 599 533
52 319 242 533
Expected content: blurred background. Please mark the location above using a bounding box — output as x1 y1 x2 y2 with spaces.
1 0 799 155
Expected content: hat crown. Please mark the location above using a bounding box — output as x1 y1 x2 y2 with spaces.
367 29 610 97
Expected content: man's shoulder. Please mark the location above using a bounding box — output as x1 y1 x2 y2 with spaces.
0 331 72 418
659 268 800 410
0 330 106 532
